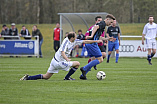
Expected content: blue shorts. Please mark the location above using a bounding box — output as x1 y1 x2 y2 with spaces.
85 43 102 58
108 41 119 51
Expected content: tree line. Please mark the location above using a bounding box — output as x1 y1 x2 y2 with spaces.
0 0 157 24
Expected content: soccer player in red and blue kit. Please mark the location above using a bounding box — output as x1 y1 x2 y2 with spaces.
80 14 116 80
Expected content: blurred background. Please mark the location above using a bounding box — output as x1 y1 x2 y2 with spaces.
0 0 157 57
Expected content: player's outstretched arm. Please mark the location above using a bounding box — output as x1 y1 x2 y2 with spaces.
100 36 115 41
82 40 103 44
142 34 145 45
86 25 99 39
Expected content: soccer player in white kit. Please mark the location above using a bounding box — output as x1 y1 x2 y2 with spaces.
20 32 102 80
142 15 157 65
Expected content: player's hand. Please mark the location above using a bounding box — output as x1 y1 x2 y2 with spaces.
66 58 71 61
86 36 93 39
112 38 116 42
142 40 144 45
97 40 103 43
109 37 113 41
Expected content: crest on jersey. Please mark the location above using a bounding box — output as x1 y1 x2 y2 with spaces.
116 28 118 31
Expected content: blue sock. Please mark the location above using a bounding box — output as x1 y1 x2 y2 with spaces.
116 53 119 62
107 54 110 61
83 59 99 72
147 55 151 62
27 74 43 80
65 67 77 79
151 53 155 58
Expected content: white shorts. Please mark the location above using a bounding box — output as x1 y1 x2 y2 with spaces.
146 38 156 49
47 58 73 73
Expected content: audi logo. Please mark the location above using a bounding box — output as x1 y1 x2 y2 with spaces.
119 45 134 52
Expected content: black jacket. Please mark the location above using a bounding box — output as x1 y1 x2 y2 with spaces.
32 29 43 41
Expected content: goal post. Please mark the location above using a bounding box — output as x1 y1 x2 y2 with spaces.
58 12 121 57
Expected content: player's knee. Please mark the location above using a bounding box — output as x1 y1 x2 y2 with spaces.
102 52 106 58
98 57 103 63
116 49 119 53
73 61 80 68
153 50 156 54
76 61 80 66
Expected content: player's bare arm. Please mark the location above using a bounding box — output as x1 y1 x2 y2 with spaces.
142 34 145 45
82 40 103 44
61 51 71 61
105 33 115 41
100 36 113 41
118 33 120 45
86 25 99 39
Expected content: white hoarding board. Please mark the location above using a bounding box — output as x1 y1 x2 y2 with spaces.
119 40 157 57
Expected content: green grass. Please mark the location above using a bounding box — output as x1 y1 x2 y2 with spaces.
0 57 157 104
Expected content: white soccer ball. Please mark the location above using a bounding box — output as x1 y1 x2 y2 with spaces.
96 71 106 80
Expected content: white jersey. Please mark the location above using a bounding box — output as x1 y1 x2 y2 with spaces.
55 37 83 61
142 22 157 39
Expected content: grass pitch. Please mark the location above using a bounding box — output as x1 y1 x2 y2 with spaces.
0 57 157 104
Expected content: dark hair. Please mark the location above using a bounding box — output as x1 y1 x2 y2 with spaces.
56 22 60 24
34 25 37 28
95 16 102 21
65 32 69 34
68 32 75 39
2 24 6 27
149 15 153 18
78 29 82 32
22 25 25 27
106 14 116 20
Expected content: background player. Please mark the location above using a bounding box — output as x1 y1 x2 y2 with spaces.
53 23 61 52
20 32 102 80
142 15 157 65
80 14 116 80
106 20 121 63
85 16 106 70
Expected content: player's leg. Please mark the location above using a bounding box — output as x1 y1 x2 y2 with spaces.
20 72 54 80
56 41 60 52
75 45 79 57
115 42 119 63
107 51 112 63
107 42 114 63
115 49 119 63
64 61 80 80
82 56 103 76
151 40 156 58
151 49 156 57
39 39 43 57
54 40 57 52
146 39 153 65
80 44 102 79
20 64 56 80
147 48 152 65
81 46 86 57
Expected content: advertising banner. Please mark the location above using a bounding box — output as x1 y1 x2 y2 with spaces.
119 40 157 57
0 40 38 55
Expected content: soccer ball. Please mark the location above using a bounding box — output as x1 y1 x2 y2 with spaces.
96 71 106 80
